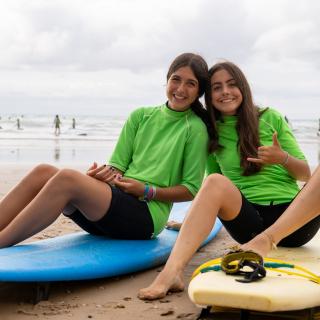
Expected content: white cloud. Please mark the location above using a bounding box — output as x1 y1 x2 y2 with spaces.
0 0 319 118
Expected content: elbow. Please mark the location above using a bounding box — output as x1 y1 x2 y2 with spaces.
300 166 311 182
186 192 195 201
304 168 312 182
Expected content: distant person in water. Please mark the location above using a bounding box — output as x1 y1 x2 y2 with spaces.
54 115 61 136
17 118 21 130
72 118 76 129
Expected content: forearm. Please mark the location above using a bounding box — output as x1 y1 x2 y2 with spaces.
282 154 311 182
152 185 194 202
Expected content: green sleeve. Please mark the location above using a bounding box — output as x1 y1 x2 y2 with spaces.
276 113 306 161
180 128 209 196
108 108 143 172
206 153 222 175
261 108 306 161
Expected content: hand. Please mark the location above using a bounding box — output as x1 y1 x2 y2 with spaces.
113 177 145 197
247 132 288 165
86 162 123 183
165 220 182 231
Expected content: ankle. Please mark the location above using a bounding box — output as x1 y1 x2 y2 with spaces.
262 231 277 250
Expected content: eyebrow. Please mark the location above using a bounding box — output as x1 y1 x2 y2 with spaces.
171 74 198 85
211 78 235 85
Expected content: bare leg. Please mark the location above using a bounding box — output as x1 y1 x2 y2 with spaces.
0 164 59 231
242 165 320 256
138 174 242 300
0 168 112 248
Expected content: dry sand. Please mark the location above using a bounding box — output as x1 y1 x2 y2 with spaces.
0 164 236 320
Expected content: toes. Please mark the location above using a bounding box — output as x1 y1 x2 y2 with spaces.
137 289 166 301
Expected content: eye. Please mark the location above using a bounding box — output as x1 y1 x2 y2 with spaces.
170 76 180 82
211 85 221 91
187 81 197 87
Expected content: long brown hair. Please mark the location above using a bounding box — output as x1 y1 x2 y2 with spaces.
167 53 215 144
205 61 264 175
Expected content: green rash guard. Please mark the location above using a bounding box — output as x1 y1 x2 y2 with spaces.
207 108 306 205
109 104 209 236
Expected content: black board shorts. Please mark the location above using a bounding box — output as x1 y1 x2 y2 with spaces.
64 185 154 240
220 193 320 247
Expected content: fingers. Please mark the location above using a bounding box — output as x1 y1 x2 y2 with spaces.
272 131 280 147
165 221 182 231
87 162 97 173
87 163 106 176
87 164 122 183
247 157 264 163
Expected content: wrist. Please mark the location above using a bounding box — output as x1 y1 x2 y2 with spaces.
281 151 289 166
139 184 157 202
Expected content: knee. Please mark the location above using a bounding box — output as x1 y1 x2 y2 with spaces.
201 174 236 198
30 163 59 180
203 173 229 190
53 168 80 184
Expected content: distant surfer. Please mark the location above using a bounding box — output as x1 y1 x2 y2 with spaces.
72 118 76 129
318 118 320 136
53 115 61 136
17 118 22 130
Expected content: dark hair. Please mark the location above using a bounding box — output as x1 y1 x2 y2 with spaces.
167 53 215 146
206 61 264 175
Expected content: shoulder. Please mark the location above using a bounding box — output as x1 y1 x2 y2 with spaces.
187 111 208 133
259 107 285 121
127 105 162 121
259 107 288 127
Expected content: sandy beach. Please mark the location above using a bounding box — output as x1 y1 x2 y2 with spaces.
0 164 236 320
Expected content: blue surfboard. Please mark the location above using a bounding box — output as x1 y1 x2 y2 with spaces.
0 202 222 282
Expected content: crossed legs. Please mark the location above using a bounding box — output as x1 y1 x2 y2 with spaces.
138 173 243 300
0 164 112 248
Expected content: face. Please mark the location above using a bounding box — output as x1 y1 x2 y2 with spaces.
210 69 243 116
166 66 199 111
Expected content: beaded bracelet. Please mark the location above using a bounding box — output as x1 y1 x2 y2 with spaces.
140 184 157 202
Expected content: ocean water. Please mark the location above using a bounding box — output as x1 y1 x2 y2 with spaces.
0 114 319 167
0 114 125 165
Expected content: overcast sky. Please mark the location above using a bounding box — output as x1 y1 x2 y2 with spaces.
0 0 319 119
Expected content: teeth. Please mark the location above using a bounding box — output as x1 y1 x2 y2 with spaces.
221 99 233 103
174 94 185 100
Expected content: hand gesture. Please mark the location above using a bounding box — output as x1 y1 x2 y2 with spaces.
113 177 145 197
86 162 122 183
247 132 288 165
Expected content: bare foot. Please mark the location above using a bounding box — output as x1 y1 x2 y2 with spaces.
241 232 273 257
138 270 184 300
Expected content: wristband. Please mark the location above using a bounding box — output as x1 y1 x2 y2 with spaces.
282 151 289 165
140 184 157 202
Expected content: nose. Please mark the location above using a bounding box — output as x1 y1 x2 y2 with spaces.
176 82 186 93
221 85 230 95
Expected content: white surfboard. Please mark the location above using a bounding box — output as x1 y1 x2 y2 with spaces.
188 230 320 312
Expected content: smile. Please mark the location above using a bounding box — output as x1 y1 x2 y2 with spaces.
220 98 234 103
173 94 187 100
